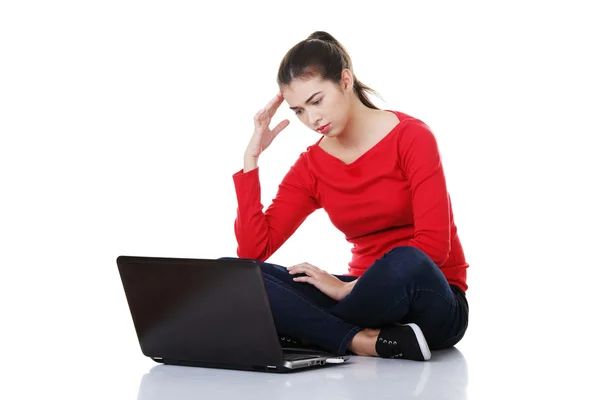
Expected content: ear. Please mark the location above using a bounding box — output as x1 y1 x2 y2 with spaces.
340 68 354 92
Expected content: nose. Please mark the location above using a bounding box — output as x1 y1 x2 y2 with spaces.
308 112 322 128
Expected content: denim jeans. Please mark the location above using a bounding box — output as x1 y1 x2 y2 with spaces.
221 246 468 356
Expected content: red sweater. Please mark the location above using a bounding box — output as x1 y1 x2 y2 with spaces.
232 111 469 292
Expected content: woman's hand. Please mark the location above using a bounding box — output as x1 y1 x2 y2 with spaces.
287 262 351 301
245 92 290 159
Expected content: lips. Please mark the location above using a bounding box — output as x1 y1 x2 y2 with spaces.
317 123 331 133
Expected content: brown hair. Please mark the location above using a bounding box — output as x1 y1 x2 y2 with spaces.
277 31 382 109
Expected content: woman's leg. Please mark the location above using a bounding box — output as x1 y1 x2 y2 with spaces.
257 260 350 309
217 249 468 358
219 257 353 309
217 257 361 355
331 246 469 350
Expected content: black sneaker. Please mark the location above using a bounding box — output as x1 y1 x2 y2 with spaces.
376 323 431 361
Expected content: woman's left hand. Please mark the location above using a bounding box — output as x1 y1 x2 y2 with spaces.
287 262 349 301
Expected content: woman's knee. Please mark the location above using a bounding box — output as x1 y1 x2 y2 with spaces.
370 246 438 281
386 246 433 264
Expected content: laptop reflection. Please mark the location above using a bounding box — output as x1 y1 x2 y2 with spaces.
136 347 468 400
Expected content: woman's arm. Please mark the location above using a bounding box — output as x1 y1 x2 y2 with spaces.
233 152 321 261
400 119 452 266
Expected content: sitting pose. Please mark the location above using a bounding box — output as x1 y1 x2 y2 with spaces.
229 31 469 361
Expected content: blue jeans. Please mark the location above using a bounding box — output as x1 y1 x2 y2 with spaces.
221 246 468 356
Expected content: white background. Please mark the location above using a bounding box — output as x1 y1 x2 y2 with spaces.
1 1 599 398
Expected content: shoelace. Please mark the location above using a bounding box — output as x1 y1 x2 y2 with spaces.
378 337 403 358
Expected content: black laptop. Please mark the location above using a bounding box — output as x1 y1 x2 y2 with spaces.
116 255 350 372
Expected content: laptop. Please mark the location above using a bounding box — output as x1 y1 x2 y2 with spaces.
116 255 350 372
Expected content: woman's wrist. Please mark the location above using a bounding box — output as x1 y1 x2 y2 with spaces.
243 153 258 173
341 279 358 299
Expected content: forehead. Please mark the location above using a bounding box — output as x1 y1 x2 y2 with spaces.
281 76 332 104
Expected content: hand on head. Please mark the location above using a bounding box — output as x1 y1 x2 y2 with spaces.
245 92 290 159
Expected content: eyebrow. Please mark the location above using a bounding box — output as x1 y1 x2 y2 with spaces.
289 91 323 110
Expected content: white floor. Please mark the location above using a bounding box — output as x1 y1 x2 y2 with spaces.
6 325 598 400
136 348 468 400
122 334 598 400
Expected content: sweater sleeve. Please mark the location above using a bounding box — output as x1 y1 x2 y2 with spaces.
232 153 321 261
400 119 452 266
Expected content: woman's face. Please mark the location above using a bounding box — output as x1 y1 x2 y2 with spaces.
281 70 354 138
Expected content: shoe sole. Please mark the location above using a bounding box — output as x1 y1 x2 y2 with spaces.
405 323 431 361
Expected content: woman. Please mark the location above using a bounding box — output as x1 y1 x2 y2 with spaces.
229 31 469 361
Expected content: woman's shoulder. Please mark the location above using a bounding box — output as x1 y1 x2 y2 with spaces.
385 110 434 137
387 109 427 127
393 112 443 168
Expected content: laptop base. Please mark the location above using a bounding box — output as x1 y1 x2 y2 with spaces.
153 354 350 373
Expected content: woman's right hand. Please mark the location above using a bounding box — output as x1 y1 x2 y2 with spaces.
245 92 290 159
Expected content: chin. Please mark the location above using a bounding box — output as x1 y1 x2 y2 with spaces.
326 128 339 137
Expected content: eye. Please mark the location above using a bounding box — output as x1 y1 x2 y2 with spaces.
294 99 322 116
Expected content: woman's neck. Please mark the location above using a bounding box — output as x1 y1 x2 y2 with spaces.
334 98 381 149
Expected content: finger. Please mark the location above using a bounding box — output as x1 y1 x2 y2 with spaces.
288 262 312 270
263 94 280 113
299 263 321 273
265 93 284 117
287 264 310 275
293 276 314 284
287 265 304 275
290 264 319 277
254 107 266 122
271 119 290 136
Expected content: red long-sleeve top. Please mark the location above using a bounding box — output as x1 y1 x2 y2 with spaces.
232 111 469 292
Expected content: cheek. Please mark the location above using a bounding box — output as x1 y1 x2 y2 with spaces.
330 105 345 123
299 114 311 127
329 98 346 117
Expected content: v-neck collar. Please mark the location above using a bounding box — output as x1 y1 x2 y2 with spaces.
312 110 402 168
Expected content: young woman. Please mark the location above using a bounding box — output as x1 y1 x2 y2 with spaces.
228 31 469 361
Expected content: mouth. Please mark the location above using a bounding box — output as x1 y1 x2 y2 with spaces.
317 123 331 133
